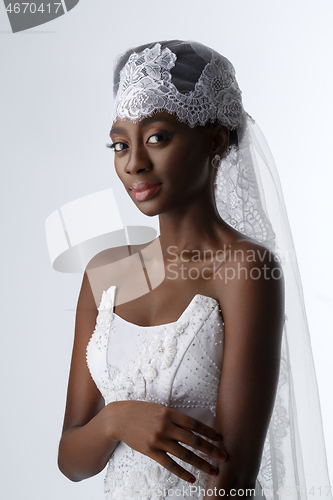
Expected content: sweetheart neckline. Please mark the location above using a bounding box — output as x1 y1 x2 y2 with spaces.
112 293 220 329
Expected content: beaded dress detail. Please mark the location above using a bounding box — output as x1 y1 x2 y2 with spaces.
86 286 264 499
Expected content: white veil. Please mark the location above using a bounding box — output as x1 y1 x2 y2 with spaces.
218 114 331 498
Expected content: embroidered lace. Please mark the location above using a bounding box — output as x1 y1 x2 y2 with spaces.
111 43 245 129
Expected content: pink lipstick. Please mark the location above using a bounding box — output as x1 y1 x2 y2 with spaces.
130 182 162 201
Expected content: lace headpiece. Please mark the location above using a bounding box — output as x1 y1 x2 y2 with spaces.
109 40 332 500
111 41 245 129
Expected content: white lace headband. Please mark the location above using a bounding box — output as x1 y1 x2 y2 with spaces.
111 42 246 129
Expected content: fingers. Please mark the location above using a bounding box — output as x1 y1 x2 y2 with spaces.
152 450 197 484
171 411 222 443
166 441 219 477
169 410 227 460
173 428 227 463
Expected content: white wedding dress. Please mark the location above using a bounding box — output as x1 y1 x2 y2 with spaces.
86 285 265 499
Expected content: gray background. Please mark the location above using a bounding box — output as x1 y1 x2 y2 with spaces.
1 1 332 498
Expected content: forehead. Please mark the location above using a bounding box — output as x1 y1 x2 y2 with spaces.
110 112 187 135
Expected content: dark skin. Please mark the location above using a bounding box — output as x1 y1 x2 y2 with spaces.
58 112 284 499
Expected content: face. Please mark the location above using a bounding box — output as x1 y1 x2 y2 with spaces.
109 112 227 217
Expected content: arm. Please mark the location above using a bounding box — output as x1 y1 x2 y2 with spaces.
58 271 120 481
58 270 227 483
204 243 285 499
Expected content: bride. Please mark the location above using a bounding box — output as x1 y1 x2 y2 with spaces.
57 40 330 500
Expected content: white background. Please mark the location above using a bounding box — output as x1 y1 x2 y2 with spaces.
0 1 332 498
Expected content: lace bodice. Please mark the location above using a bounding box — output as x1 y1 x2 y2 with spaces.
86 286 264 499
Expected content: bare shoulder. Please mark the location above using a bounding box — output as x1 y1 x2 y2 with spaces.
226 238 282 272
83 245 132 309
84 241 157 309
213 237 282 279
212 238 285 333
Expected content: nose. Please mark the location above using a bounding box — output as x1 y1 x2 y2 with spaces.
125 143 152 175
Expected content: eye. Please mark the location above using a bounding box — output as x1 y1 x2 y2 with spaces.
106 142 129 152
146 132 172 145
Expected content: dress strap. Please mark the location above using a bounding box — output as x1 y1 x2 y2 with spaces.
106 285 117 312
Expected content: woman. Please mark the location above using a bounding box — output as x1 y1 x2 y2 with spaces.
57 40 331 499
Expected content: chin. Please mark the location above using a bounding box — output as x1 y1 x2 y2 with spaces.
130 198 162 217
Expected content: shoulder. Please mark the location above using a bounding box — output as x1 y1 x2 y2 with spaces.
84 241 159 308
82 245 130 310
212 238 284 326
226 239 282 275
213 237 282 281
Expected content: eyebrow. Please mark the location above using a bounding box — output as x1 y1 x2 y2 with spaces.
110 115 172 136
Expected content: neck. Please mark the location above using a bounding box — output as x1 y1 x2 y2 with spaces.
158 189 226 256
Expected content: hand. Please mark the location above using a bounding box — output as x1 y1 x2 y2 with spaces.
107 401 227 483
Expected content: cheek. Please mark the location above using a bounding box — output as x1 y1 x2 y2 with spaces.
167 143 210 187
114 159 124 182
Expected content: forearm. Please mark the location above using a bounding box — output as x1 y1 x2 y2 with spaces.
58 403 119 482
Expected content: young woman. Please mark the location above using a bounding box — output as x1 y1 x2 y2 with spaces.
57 40 331 500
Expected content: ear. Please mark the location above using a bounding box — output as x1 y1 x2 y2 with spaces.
211 124 229 158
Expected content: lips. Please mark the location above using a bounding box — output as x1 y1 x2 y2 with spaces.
130 182 162 201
